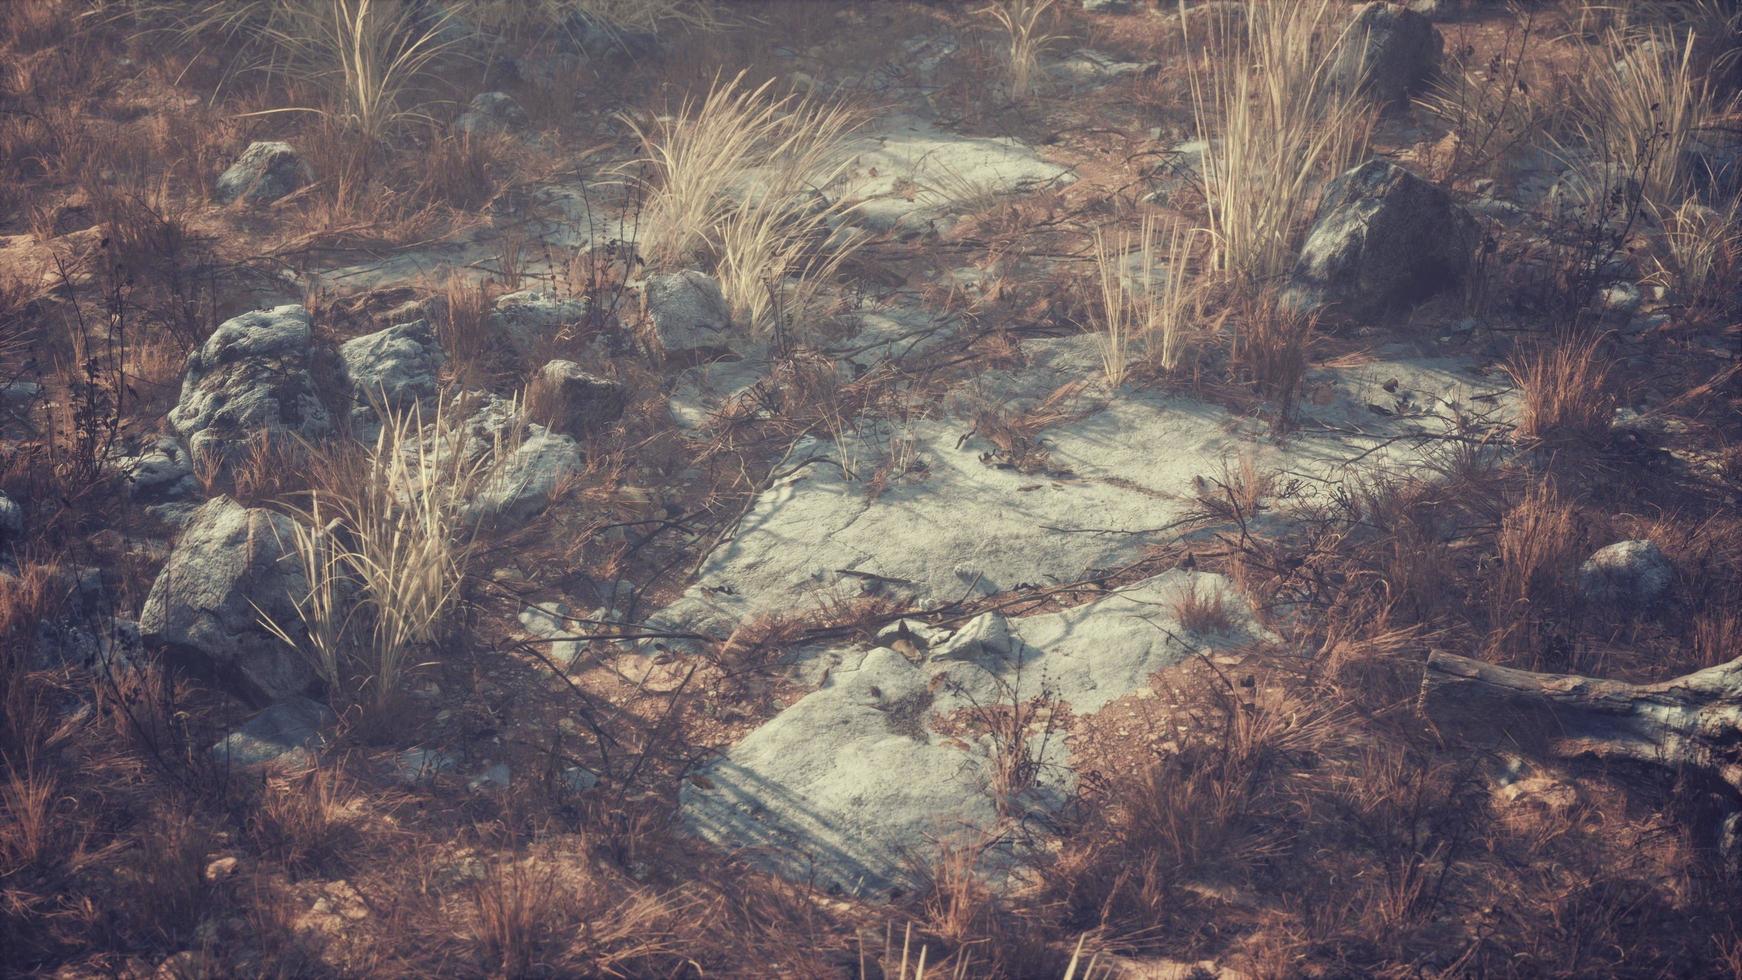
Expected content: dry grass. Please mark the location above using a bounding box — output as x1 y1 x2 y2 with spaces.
265 396 487 712
984 0 1062 102
1648 196 1741 315
1185 0 1375 283
630 72 865 336
1505 330 1616 447
1575 25 1732 209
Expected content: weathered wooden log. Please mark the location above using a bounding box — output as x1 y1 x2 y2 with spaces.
1419 650 1742 794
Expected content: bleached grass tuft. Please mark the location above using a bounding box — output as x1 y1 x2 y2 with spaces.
1577 26 1729 208
266 394 487 711
985 0 1062 102
1186 0 1375 283
631 72 865 337
1087 217 1210 388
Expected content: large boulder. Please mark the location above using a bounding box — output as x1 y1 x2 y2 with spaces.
1285 159 1478 320
215 141 313 206
339 318 445 435
139 496 315 704
169 305 332 463
1335 2 1442 105
643 271 736 360
529 359 625 436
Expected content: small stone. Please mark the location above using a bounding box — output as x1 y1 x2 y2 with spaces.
931 611 1016 663
211 697 334 769
469 762 512 792
454 91 529 137
204 856 240 881
643 271 735 359
1578 539 1674 610
215 141 313 206
530 359 626 436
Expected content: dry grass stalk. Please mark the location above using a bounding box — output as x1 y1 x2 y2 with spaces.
630 71 865 336
1504 331 1615 447
1577 26 1730 208
1185 0 1375 283
264 394 487 711
985 0 1061 101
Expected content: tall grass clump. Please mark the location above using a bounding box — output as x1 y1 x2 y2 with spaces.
631 72 865 337
1648 197 1740 313
150 0 462 142
1577 26 1730 208
265 395 487 711
1185 0 1375 283
1087 217 1209 388
985 0 1061 101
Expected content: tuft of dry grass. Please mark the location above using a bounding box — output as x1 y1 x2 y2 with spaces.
1504 330 1616 447
1575 25 1732 209
984 0 1061 102
1648 196 1741 315
1185 0 1375 284
264 395 488 712
630 72 865 337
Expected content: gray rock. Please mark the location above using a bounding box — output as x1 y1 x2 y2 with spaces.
680 571 1266 897
1598 281 1642 316
469 762 512 792
32 568 143 672
557 765 599 794
1285 159 1478 320
395 747 458 784
930 611 1016 663
490 290 588 360
454 91 529 137
518 601 585 670
0 491 21 544
339 319 445 435
1578 539 1674 610
643 271 735 359
139 497 316 704
212 696 333 769
168 305 332 464
1082 0 1133 11
468 426 584 525
115 436 199 503
532 359 625 436
215 141 313 206
1335 2 1442 105
1546 164 1643 224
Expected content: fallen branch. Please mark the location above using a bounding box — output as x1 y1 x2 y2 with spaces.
1419 649 1742 794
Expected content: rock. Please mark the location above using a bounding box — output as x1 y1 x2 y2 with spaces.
1082 0 1133 11
454 91 529 137
1597 281 1642 317
1546 164 1643 224
395 747 458 785
1335 2 1443 105
168 305 332 464
33 567 143 672
1578 539 1674 610
203 856 240 882
473 429 583 523
338 319 444 435
529 359 625 436
0 490 22 545
557 765 599 794
875 618 950 652
212 696 333 769
469 762 512 792
115 435 199 503
642 271 735 359
1285 159 1478 320
489 289 588 359
680 571 1266 896
931 611 1017 663
215 141 313 206
518 601 585 669
139 497 316 704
